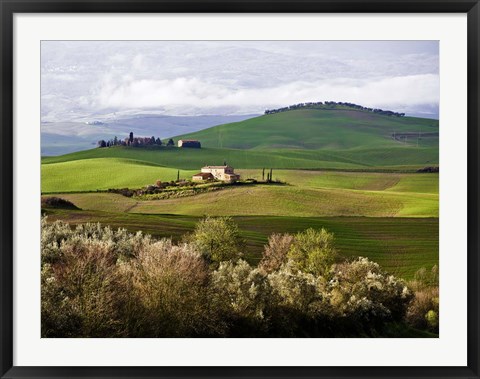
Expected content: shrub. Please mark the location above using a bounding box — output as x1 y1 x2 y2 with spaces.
189 216 244 265
259 233 293 273
409 265 439 291
328 257 413 332
41 236 127 337
41 197 79 210
406 267 439 333
267 262 328 336
287 228 337 277
41 218 224 337
124 240 224 337
210 260 271 335
405 286 439 332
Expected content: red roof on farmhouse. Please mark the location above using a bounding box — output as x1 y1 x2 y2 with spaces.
180 139 200 142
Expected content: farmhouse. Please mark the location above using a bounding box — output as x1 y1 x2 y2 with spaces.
192 172 214 181
192 165 240 183
178 139 201 148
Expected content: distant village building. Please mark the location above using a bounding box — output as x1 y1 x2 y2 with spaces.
178 139 201 148
192 165 240 183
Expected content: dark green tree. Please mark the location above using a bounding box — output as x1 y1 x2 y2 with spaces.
167 138 174 146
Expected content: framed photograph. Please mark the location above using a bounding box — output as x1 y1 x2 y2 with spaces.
1 1 479 378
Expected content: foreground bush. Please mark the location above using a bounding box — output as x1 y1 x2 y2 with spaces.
406 266 439 333
287 228 337 277
328 258 413 335
41 217 435 338
121 240 225 337
186 216 244 265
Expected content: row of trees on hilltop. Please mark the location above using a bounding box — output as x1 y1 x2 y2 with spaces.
97 132 175 148
264 101 405 117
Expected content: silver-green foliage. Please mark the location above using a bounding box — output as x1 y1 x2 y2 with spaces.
41 217 420 337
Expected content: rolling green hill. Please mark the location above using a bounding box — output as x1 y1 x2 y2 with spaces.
41 158 197 192
42 108 438 171
174 108 438 150
41 145 437 171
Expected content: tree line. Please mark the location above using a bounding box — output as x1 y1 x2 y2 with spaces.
97 132 174 148
265 101 406 117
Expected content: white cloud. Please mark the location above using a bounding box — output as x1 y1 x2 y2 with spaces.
91 73 439 116
41 41 439 121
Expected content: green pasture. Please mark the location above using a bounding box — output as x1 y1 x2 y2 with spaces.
41 144 437 171
41 158 197 193
42 161 438 218
48 185 437 218
239 169 438 193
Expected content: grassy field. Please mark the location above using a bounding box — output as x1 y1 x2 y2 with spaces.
42 208 438 280
48 184 437 218
41 158 197 192
42 166 438 217
42 144 438 171
42 160 439 218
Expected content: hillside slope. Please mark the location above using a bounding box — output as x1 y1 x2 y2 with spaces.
43 108 438 170
174 108 439 150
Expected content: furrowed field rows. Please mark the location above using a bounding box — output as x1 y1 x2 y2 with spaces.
42 209 438 280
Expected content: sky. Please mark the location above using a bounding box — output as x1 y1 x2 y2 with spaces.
41 41 439 123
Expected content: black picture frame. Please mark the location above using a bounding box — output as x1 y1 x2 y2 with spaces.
1 1 479 378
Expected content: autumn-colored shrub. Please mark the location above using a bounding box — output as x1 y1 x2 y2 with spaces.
259 233 293 273
41 237 127 337
406 266 439 333
123 240 225 337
